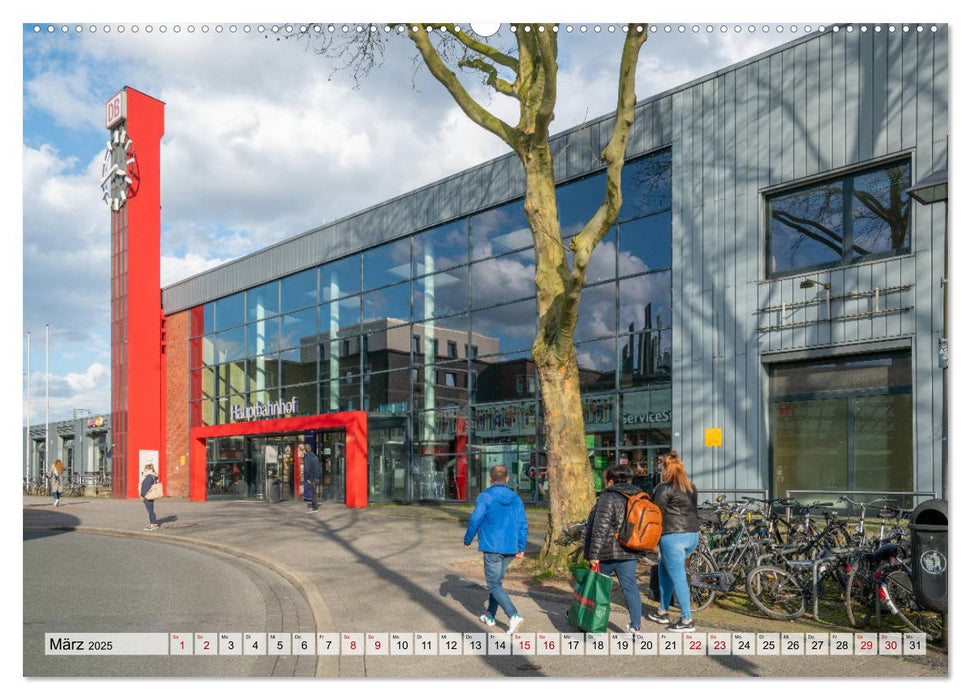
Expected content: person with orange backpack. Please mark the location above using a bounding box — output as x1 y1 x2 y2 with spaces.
582 466 651 632
645 451 701 632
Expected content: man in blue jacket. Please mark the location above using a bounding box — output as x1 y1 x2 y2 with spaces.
463 465 528 633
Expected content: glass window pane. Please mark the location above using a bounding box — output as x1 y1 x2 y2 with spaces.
471 299 535 355
576 281 617 341
245 316 280 357
320 296 361 341
364 369 412 413
213 293 244 332
768 181 845 275
853 394 913 492
470 252 535 308
576 338 616 392
212 326 245 363
281 267 317 312
414 267 469 320
619 271 672 334
413 220 468 275
473 352 534 403
280 306 317 350
360 327 411 374
364 240 411 290
202 303 214 336
363 282 411 325
471 200 532 259
851 163 912 258
771 398 849 493
557 170 606 238
620 149 673 220
246 281 278 322
279 345 318 386
472 401 538 440
319 374 362 412
213 360 247 396
320 256 361 301
201 336 215 366
585 230 617 285
620 328 672 388
279 383 316 417
618 211 672 275
246 356 279 391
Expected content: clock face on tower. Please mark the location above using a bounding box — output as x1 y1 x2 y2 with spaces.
100 125 138 211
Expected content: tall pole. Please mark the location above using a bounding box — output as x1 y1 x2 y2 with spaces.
25 331 30 481
45 324 50 477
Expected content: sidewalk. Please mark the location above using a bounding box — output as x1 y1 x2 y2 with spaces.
22 495 947 678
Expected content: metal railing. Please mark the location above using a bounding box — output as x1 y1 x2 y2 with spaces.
696 488 770 504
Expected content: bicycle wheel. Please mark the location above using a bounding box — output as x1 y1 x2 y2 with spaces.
882 564 946 644
746 566 806 621
845 556 876 628
685 550 717 613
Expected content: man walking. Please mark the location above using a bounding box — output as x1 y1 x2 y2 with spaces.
302 444 322 512
463 465 528 634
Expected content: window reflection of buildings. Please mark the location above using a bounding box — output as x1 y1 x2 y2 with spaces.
621 302 672 383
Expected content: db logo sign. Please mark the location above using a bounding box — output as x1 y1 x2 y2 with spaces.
105 90 127 128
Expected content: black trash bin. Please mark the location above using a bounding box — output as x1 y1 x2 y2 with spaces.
909 499 947 613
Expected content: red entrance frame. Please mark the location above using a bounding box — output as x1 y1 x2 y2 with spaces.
188 411 368 507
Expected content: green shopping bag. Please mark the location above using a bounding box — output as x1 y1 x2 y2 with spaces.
567 564 613 633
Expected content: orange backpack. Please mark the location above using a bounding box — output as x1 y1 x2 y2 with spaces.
615 492 663 551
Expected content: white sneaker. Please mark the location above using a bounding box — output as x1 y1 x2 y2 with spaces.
54 499 59 507
507 614 524 635
478 614 496 627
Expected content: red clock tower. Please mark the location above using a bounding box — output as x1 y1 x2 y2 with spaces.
103 88 166 499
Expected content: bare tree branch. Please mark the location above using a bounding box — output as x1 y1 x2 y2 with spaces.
444 25 520 72
458 57 516 97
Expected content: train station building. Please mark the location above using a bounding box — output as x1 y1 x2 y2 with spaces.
77 26 950 507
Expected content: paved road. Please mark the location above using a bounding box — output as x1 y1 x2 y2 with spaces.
23 530 316 677
22 497 948 678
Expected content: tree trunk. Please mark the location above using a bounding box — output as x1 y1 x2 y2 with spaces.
520 144 596 568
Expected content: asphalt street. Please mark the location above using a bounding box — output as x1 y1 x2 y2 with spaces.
22 496 948 678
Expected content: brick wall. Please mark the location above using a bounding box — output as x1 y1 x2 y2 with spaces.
164 309 191 498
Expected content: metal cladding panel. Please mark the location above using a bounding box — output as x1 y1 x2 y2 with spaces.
670 26 947 492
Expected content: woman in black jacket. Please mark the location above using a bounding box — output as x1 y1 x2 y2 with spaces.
645 451 700 631
583 466 644 632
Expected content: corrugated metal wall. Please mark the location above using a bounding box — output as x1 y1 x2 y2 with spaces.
671 25 947 495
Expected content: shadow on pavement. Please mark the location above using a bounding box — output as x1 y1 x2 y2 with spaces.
438 573 488 618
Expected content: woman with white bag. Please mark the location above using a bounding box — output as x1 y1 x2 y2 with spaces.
139 463 163 531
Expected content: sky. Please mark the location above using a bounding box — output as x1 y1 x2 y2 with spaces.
19 13 807 425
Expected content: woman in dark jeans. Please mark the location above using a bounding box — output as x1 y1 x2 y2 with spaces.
646 451 700 632
139 464 160 531
583 466 645 632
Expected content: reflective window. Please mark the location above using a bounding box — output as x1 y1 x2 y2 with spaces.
320 256 361 301
363 282 411 325
246 281 279 322
364 239 411 290
620 149 672 220
414 268 469 320
619 271 672 333
213 360 247 396
576 281 617 341
320 296 361 341
557 170 606 238
413 220 468 275
319 374 362 412
281 267 317 312
245 317 281 357
364 369 412 412
473 354 534 403
583 230 617 285
212 326 245 363
471 200 532 260
279 345 318 386
620 328 672 388
767 159 911 276
202 302 215 336
201 336 215 366
618 211 672 276
279 306 317 350
471 299 535 355
470 253 535 309
576 338 617 392
247 356 280 391
213 293 245 332
280 383 316 416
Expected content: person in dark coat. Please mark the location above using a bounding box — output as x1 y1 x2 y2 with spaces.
302 444 322 512
139 464 160 531
583 466 645 632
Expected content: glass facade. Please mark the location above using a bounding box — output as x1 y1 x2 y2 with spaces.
190 149 675 502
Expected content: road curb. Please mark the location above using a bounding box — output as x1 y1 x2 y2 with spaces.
27 525 338 677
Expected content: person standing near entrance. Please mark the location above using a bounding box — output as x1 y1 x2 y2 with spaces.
463 465 528 634
302 444 322 512
48 459 65 507
139 463 161 531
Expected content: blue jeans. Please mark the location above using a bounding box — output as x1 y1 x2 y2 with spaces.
598 558 642 628
482 552 519 619
658 532 699 620
143 498 158 525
